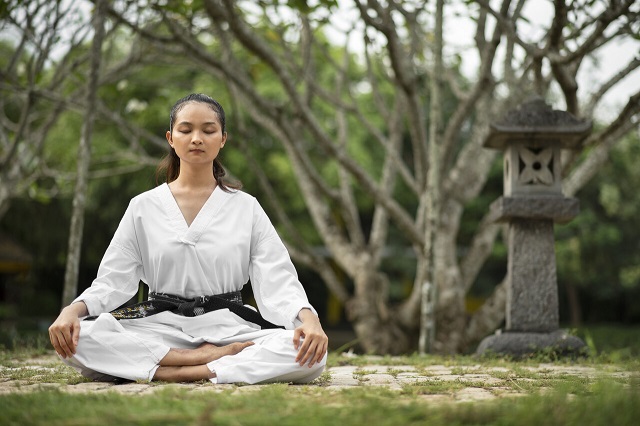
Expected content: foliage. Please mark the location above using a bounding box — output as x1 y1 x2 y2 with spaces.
556 131 640 323
1 0 639 355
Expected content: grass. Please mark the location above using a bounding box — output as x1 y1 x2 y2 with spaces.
0 324 638 425
1 363 90 385
0 379 638 426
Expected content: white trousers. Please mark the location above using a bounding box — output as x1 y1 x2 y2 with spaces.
62 311 326 384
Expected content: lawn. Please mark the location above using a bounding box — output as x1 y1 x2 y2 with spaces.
0 325 638 426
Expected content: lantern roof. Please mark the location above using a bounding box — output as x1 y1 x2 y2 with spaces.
483 98 592 150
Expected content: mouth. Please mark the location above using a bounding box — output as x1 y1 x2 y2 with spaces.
190 149 205 153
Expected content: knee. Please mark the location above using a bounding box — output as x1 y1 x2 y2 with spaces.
59 353 104 381
294 355 326 384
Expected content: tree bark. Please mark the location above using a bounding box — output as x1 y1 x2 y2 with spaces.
419 0 444 355
349 265 413 354
61 0 106 307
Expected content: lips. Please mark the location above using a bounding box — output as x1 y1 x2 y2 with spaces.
190 149 205 153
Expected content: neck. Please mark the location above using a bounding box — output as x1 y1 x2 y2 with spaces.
172 162 217 190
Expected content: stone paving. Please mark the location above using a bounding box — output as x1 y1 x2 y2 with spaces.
1 354 637 403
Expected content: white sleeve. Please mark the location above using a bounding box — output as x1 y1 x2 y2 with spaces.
248 198 316 329
72 202 144 316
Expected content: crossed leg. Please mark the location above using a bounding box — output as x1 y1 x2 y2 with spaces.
153 341 254 382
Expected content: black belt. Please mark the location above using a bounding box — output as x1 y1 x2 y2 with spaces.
85 290 283 330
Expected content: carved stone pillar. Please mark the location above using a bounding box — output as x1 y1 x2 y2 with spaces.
476 98 591 357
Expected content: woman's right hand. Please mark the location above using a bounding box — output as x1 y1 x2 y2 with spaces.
48 302 88 358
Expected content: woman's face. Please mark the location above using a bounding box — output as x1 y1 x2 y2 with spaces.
166 102 227 168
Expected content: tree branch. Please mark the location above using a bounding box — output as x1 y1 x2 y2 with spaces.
584 55 640 117
564 90 640 197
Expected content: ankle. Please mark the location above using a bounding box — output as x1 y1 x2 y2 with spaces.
153 365 214 382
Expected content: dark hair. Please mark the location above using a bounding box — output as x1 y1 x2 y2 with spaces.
155 93 241 192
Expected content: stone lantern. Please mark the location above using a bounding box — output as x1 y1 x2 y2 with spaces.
476 98 591 357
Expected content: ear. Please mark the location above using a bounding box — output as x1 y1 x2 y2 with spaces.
166 130 173 148
221 132 227 148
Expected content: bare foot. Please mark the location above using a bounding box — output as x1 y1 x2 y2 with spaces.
159 342 255 367
196 341 254 363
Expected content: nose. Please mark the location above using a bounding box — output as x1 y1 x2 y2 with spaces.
191 131 204 144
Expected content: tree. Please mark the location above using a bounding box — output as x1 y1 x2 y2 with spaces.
556 129 640 325
105 0 639 353
0 0 92 219
1 0 176 308
0 0 165 221
61 0 108 307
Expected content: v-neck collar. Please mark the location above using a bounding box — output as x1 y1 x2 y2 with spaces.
160 183 227 246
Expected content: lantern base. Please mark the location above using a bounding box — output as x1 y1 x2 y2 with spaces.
475 329 587 358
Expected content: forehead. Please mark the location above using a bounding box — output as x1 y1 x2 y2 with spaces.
175 102 220 124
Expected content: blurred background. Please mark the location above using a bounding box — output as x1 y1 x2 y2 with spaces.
1 0 639 355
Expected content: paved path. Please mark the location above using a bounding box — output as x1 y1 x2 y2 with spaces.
1 354 636 403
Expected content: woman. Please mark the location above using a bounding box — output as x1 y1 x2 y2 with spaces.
49 93 328 384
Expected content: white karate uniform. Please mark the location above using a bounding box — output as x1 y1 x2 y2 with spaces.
62 183 326 384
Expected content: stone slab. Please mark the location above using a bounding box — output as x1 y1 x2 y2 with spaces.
455 387 496 402
64 382 115 393
328 376 360 386
422 366 453 375
489 196 579 223
328 366 359 375
108 383 152 394
362 374 397 385
397 372 423 379
358 365 392 373
190 384 236 393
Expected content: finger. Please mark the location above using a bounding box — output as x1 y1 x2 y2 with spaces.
315 342 327 365
60 336 74 358
307 352 316 368
312 342 324 366
72 320 81 347
310 338 327 367
52 333 72 358
292 329 303 350
59 328 76 357
49 332 62 356
63 330 76 356
299 341 318 367
307 340 324 367
295 336 311 362
300 338 317 367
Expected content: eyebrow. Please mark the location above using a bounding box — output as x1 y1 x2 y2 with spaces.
176 121 219 126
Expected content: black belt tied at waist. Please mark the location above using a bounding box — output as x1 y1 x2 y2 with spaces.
85 290 283 330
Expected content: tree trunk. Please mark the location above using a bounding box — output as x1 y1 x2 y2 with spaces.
419 0 445 355
432 199 467 353
61 0 106 307
348 268 413 354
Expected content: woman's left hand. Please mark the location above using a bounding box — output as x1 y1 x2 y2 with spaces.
293 308 328 368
